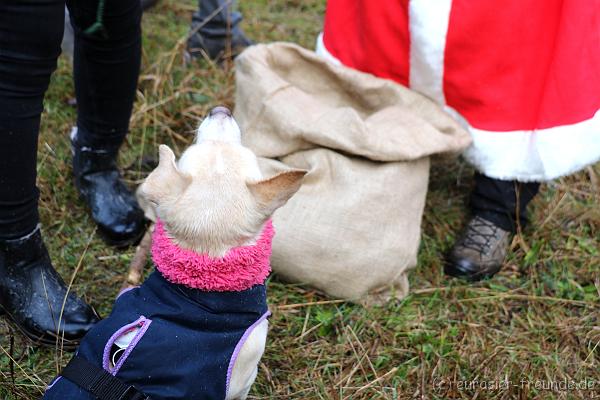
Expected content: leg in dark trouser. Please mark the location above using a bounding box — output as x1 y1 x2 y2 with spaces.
470 172 540 233
187 0 253 60
0 0 98 346
0 1 62 241
445 172 540 281
66 0 146 247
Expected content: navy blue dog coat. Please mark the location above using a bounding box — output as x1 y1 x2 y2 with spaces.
44 271 269 400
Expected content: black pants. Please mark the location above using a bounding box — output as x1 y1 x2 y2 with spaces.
0 0 141 240
471 172 540 233
192 0 242 37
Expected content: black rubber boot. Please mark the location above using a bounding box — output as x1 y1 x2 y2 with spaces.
0 226 99 348
71 130 146 248
186 27 253 61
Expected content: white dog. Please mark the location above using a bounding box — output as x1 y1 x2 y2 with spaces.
44 107 306 400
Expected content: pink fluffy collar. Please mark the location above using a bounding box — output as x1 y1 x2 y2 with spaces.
151 220 273 292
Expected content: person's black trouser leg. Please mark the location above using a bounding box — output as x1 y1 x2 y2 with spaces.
470 172 540 233
0 1 107 344
192 0 242 38
0 0 141 240
0 0 64 240
67 0 142 149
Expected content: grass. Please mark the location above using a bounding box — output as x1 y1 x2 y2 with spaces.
1 1 599 399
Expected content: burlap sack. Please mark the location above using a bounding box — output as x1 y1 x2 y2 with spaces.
234 43 471 302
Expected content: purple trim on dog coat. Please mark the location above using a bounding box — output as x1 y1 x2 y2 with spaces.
225 310 270 395
102 315 152 375
116 285 138 300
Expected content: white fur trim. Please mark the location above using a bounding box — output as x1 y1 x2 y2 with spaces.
463 109 600 182
408 0 452 104
315 28 600 182
315 32 342 66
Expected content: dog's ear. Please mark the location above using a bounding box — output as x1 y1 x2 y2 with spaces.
247 169 307 216
139 145 192 206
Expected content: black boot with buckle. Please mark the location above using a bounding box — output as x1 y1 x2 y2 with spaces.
0 226 99 348
71 129 146 248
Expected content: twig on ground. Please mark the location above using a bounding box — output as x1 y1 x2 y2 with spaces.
278 299 346 310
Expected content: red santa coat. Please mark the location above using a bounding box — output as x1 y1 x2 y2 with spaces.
317 0 600 181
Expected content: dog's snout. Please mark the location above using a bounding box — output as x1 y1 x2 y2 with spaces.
209 106 232 118
196 106 241 144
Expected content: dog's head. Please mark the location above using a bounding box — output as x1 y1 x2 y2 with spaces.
138 107 306 257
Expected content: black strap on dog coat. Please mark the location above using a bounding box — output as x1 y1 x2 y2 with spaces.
61 355 151 400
